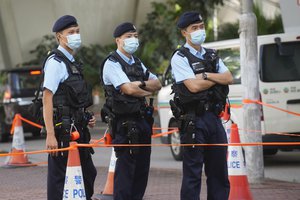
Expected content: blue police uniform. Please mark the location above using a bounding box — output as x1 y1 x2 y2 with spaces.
171 11 230 200
45 15 97 200
102 47 158 200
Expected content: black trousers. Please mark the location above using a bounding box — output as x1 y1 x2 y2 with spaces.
180 112 230 200
113 117 152 200
47 128 97 200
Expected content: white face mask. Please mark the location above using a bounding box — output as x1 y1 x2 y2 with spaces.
123 37 139 54
190 29 206 45
66 34 82 50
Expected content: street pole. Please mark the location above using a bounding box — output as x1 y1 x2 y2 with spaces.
239 0 264 183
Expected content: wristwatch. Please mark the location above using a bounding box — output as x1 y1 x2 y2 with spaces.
202 72 208 80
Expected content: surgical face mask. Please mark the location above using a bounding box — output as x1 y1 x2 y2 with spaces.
189 29 206 45
66 34 82 50
123 37 139 54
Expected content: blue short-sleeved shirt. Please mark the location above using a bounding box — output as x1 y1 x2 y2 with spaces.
43 45 73 94
171 43 229 83
102 49 158 89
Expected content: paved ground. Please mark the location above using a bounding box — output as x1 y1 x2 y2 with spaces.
0 166 300 200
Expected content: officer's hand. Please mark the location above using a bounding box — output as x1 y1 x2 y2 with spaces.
88 115 96 128
131 81 142 87
196 74 204 80
46 134 58 157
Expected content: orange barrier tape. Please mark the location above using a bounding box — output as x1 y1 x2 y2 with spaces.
239 128 300 137
10 114 43 134
230 105 243 109
76 142 300 148
19 116 43 129
90 137 105 144
158 99 300 117
152 129 178 138
1 141 299 158
0 146 74 157
243 99 300 117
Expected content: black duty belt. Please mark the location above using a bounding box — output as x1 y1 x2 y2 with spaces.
184 102 214 116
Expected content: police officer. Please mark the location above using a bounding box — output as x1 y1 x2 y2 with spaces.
100 22 161 200
170 11 233 200
43 15 97 200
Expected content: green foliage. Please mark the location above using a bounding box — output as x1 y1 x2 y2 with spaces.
24 35 57 65
25 35 115 91
254 4 284 35
217 22 239 41
25 1 284 91
75 44 116 87
217 4 283 40
138 0 224 74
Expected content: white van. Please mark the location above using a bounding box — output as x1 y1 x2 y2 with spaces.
157 32 300 160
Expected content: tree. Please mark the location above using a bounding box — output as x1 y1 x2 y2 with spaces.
217 4 283 40
138 0 224 73
23 35 115 91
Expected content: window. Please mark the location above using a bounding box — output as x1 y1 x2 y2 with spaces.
260 41 300 82
11 71 41 90
217 47 241 84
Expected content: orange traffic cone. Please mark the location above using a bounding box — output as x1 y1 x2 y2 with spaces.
3 114 35 168
228 123 253 200
93 148 116 200
63 142 87 200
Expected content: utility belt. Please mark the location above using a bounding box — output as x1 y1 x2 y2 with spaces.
170 100 223 147
51 105 94 156
101 98 154 143
183 101 215 116
170 99 220 118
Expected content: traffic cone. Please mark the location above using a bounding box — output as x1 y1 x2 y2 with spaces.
3 114 35 168
223 120 232 142
63 142 87 200
228 123 253 200
92 148 117 200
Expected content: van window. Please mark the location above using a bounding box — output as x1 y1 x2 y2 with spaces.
260 41 300 82
217 47 241 84
10 71 40 91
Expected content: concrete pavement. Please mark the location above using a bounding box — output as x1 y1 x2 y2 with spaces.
0 165 300 200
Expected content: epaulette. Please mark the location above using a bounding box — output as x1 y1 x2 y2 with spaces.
204 48 216 53
108 55 117 63
177 50 185 58
53 56 62 63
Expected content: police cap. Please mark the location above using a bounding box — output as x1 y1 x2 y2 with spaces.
177 11 203 29
52 15 78 32
113 22 137 38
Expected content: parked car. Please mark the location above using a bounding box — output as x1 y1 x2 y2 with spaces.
157 32 300 161
0 66 42 142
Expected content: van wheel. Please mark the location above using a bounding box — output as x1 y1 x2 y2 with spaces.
0 122 9 142
263 149 278 156
168 120 183 161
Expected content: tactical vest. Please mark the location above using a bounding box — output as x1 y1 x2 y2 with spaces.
45 49 93 110
172 46 219 104
100 51 149 116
